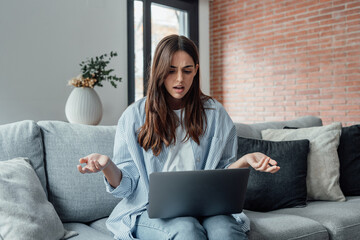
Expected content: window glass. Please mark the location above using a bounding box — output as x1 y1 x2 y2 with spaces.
151 3 188 58
130 0 197 104
134 1 144 101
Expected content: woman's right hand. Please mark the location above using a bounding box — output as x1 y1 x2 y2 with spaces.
77 153 110 174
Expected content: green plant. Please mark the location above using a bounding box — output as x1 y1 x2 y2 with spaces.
68 51 122 88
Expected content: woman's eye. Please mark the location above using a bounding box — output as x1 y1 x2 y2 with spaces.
168 70 175 74
184 70 192 74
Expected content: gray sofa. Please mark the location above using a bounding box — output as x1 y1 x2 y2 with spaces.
0 116 359 240
234 117 360 240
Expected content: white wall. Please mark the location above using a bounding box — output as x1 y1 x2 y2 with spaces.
0 0 210 125
0 0 128 125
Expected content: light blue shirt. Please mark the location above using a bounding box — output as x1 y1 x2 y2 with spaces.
105 97 250 240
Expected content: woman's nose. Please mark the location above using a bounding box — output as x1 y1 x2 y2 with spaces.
176 72 183 82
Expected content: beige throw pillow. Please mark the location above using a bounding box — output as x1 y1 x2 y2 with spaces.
261 122 345 201
0 158 77 240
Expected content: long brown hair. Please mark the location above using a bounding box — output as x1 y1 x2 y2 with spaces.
137 35 212 156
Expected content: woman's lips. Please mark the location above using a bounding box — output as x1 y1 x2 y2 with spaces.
173 86 184 93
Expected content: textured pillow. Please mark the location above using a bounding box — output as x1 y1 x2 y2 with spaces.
338 125 360 196
284 124 360 196
262 122 345 201
0 120 47 195
235 116 323 139
237 137 309 212
38 121 119 222
0 158 77 240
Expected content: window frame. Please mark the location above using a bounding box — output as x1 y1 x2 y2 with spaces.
127 0 199 105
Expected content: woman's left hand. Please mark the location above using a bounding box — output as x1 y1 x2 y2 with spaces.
228 152 280 173
245 152 280 173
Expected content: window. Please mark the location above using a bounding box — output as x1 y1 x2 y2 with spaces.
127 0 199 104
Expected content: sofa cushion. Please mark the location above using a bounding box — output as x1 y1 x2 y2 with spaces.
338 124 360 196
88 218 113 237
38 121 119 223
237 137 309 212
273 196 360 240
234 116 323 139
0 157 76 240
262 122 345 202
0 120 47 194
245 210 328 240
63 223 114 240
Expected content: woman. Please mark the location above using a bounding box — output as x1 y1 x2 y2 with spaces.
77 35 280 240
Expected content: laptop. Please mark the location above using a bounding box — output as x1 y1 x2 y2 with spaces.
147 168 250 219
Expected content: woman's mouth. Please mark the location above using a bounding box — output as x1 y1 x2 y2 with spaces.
173 86 185 93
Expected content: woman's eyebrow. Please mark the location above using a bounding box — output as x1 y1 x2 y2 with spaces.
170 65 194 68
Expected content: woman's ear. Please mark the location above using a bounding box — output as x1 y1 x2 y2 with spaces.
195 64 199 73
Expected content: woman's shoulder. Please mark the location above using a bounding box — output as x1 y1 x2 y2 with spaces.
203 97 227 114
119 97 146 122
128 97 147 111
203 97 234 128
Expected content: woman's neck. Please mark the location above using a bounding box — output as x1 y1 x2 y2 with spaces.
166 94 184 110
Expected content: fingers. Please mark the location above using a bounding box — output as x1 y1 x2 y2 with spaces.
265 165 280 173
258 157 271 171
251 156 265 169
77 158 102 174
268 159 278 166
254 156 280 174
77 164 94 174
264 157 280 173
79 158 88 164
253 156 270 170
77 164 86 174
267 156 280 173
94 160 103 171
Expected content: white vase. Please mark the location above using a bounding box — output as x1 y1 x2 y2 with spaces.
65 87 103 125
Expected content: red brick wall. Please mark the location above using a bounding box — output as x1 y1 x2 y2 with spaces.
209 0 360 126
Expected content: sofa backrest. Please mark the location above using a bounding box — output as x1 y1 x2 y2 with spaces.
0 120 47 194
234 116 323 139
0 116 323 224
38 121 119 223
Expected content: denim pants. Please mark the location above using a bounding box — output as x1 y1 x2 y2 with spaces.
132 211 248 240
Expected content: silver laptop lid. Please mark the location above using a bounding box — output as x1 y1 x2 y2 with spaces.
148 168 250 219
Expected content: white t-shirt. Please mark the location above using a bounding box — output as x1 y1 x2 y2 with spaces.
162 109 195 172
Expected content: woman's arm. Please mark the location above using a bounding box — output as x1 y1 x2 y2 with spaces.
228 152 280 173
77 153 122 188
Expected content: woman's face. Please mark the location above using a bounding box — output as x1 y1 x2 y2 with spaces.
164 50 198 105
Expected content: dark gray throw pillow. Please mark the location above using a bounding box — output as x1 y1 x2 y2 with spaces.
237 137 310 212
338 124 360 196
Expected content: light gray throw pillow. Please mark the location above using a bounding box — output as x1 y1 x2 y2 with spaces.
0 120 47 195
0 157 77 240
262 122 345 202
38 121 118 223
235 116 323 139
